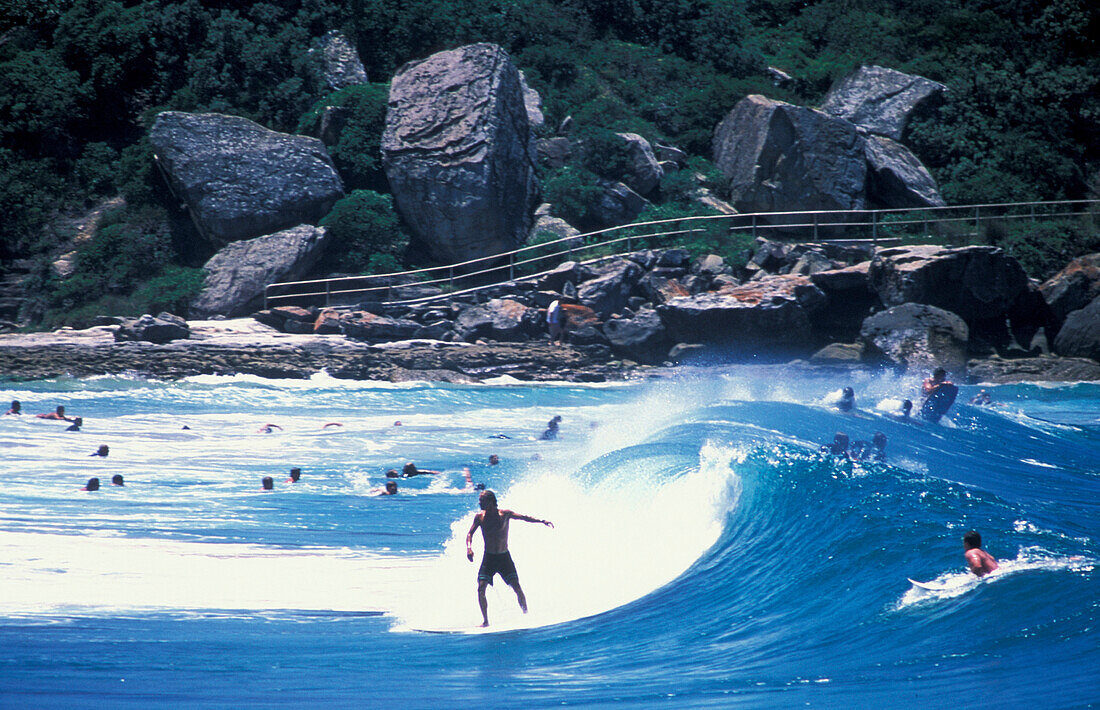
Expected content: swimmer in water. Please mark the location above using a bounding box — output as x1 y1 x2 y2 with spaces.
402 462 442 477
963 530 999 577
91 444 109 457
488 454 500 466
822 432 850 457
5 400 20 415
837 387 855 412
969 389 993 406
286 467 301 483
36 405 71 421
83 477 100 491
466 489 554 627
539 415 562 440
257 423 283 434
66 417 83 431
371 481 399 496
111 474 124 486
261 476 274 490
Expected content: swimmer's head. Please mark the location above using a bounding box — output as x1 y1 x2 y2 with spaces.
902 399 913 412
385 481 398 495
84 477 100 491
385 469 400 478
289 467 301 482
94 445 109 457
393 421 402 426
488 454 500 465
479 489 497 510
842 387 854 398
402 462 417 475
963 530 982 549
56 405 65 416
9 400 19 412
933 367 946 380
261 476 274 490
872 431 887 449
111 474 124 486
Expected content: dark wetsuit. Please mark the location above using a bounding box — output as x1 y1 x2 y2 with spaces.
478 551 519 586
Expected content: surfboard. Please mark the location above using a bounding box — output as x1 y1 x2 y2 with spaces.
920 383 958 423
907 577 946 591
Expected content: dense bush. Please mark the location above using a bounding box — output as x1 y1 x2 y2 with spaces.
995 219 1100 281
318 190 409 274
298 83 390 192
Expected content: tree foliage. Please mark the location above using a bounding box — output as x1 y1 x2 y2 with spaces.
1 0 1097 325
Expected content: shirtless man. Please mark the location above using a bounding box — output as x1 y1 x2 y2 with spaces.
466 489 553 627
963 530 999 577
36 405 71 421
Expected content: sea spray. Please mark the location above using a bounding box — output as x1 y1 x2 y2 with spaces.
389 442 742 632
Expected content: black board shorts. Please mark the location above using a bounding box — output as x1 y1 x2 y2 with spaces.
478 551 519 586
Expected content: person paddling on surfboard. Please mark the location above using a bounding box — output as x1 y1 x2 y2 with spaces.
963 530 999 577
920 368 958 423
466 489 553 627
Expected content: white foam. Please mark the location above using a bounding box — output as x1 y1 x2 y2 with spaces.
390 441 741 633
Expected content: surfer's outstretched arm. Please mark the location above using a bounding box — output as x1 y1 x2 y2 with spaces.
508 511 554 528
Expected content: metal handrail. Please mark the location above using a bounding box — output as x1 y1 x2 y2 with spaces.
263 199 1098 310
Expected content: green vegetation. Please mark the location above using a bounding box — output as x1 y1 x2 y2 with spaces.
319 190 409 274
1 0 1096 325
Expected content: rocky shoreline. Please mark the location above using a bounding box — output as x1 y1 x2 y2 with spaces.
2 318 1098 385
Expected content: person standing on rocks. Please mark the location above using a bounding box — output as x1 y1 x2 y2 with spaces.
547 299 566 345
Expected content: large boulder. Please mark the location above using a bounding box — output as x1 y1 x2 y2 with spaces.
614 132 664 197
149 111 344 247
819 65 946 141
190 225 328 318
868 245 1029 322
381 44 537 264
577 259 643 318
309 30 368 90
712 95 866 220
810 262 882 343
864 135 945 209
590 180 651 228
1053 296 1100 361
454 298 534 342
114 312 190 344
518 70 545 129
860 303 969 374
1040 254 1100 326
603 308 673 364
657 275 826 351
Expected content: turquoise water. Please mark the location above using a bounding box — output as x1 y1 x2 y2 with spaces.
0 369 1097 708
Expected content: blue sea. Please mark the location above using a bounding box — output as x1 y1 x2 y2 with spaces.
0 368 1096 708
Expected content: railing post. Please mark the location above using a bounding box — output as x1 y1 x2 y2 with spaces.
325 281 331 307
872 210 878 249
752 214 757 241
449 265 454 290
975 206 981 240
509 252 514 281
263 286 268 310
813 212 818 241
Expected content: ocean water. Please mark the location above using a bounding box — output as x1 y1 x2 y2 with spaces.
0 368 1096 708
